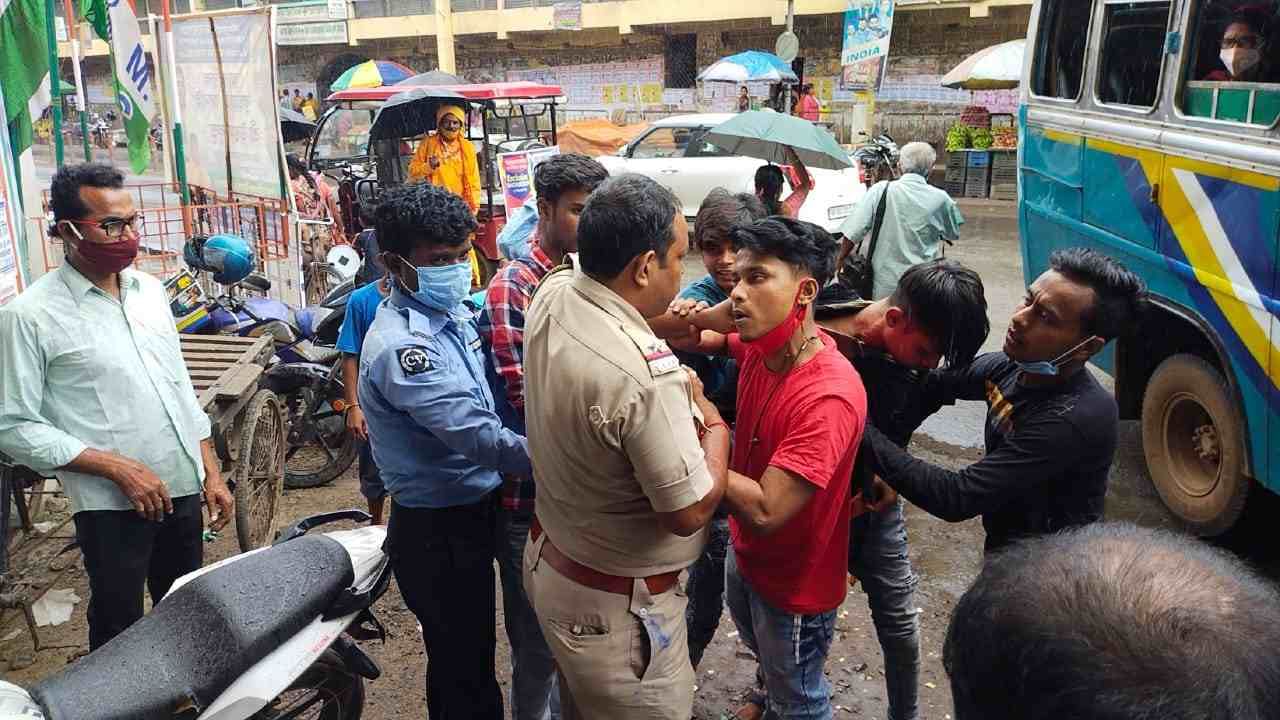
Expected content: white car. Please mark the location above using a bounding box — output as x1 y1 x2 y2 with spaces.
597 113 865 234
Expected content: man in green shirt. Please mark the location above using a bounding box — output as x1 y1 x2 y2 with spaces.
0 164 233 650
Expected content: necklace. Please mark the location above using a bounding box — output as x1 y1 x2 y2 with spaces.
747 334 821 451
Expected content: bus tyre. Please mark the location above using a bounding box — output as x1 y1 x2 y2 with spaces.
1141 354 1249 537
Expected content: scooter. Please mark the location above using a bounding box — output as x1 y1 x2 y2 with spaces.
0 510 391 720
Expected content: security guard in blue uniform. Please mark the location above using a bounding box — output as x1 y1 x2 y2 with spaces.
358 183 529 720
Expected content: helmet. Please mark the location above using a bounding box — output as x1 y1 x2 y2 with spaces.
184 234 256 285
326 245 361 283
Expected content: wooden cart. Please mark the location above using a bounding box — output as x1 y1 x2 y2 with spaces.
180 334 286 552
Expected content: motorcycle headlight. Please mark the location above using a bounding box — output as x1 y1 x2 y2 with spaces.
827 204 857 221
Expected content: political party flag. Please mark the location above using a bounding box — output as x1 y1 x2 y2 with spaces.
0 0 53 158
84 0 154 174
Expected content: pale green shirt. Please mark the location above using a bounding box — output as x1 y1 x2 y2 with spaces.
0 264 210 513
839 173 965 300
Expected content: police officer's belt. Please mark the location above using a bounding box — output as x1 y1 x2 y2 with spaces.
531 517 681 596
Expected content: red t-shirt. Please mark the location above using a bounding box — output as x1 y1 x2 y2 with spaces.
728 331 866 614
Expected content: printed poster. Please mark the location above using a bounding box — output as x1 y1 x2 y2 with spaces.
172 11 285 200
842 0 895 68
0 115 21 305
498 146 562 214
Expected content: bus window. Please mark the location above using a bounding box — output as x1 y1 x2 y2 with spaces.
1182 1 1280 125
1097 1 1173 108
1031 0 1093 100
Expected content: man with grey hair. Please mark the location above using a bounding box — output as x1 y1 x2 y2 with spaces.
838 141 964 300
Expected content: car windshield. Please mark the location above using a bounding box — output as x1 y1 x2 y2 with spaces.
311 102 380 164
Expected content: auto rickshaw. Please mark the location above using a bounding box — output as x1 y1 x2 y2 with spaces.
310 81 567 282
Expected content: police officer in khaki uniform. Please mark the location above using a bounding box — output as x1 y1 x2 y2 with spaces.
522 174 732 719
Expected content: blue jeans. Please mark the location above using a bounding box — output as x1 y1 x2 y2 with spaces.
685 515 730 668
496 510 561 720
849 500 920 720
725 548 837 720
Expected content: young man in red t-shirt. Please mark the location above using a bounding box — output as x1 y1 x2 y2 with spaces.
666 217 865 720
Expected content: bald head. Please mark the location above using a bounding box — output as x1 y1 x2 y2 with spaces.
945 522 1280 720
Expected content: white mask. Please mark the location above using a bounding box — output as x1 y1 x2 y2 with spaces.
1221 47 1262 78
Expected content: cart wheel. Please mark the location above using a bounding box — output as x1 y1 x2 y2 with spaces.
234 390 287 552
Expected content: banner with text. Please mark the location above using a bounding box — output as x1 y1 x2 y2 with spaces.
841 0 895 90
172 11 284 200
0 93 23 304
497 146 561 214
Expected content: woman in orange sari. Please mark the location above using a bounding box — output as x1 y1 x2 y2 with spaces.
408 104 484 287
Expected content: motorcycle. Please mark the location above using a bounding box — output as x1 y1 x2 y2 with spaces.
0 511 391 720
168 264 362 490
853 131 900 188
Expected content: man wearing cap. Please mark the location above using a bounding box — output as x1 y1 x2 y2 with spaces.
522 174 731 719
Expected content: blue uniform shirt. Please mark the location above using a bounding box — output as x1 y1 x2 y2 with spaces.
358 286 531 508
336 281 385 356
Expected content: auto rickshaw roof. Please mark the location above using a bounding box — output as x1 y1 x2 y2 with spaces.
327 81 565 103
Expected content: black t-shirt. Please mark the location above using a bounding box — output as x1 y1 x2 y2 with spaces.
861 352 1118 553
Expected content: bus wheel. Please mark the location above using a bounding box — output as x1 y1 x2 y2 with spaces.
1141 354 1250 536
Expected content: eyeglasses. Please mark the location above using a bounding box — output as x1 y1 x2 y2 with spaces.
1223 34 1260 49
66 214 145 240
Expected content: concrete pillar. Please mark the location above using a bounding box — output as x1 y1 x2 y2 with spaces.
436 0 456 73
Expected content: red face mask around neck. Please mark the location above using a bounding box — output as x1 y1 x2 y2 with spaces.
744 288 809 356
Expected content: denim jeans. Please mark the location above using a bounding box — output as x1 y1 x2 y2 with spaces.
725 548 837 720
849 500 920 720
496 510 561 720
685 515 730 668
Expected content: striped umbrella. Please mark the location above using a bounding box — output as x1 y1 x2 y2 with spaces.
330 60 417 90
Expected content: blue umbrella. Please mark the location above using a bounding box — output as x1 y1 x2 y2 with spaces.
698 51 799 83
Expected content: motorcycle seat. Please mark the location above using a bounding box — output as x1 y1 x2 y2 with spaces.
31 535 355 720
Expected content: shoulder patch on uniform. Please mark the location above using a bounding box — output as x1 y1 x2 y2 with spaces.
397 346 432 376
643 340 681 376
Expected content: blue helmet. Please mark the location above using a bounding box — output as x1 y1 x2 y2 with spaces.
184 234 256 285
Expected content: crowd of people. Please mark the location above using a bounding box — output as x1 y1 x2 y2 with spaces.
5 149 1280 720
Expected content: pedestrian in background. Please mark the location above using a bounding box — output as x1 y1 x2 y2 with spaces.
337 266 391 525
738 86 751 112
0 164 234 651
359 183 530 719
838 141 963 300
754 147 813 219
796 84 821 122
522 174 730 719
479 153 609 720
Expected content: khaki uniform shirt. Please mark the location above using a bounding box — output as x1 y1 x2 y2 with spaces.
524 259 713 576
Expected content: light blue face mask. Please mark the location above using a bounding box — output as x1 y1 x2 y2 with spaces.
1015 336 1100 376
396 255 472 312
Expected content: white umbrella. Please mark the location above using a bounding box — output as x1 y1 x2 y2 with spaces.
941 40 1025 91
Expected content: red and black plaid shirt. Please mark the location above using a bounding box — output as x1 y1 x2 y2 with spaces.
478 240 555 513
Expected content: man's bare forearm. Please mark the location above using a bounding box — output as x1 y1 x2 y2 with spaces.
342 355 360 407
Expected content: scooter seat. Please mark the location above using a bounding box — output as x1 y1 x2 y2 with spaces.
31 535 355 720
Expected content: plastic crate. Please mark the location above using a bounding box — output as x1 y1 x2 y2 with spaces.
992 166 1018 184
966 151 991 168
991 150 1018 170
946 151 967 169
964 165 991 197
944 180 965 197
991 182 1018 201
945 164 967 183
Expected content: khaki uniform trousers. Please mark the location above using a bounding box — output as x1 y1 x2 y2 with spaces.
523 530 694 720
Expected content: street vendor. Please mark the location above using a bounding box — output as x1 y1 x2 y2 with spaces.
408 104 485 288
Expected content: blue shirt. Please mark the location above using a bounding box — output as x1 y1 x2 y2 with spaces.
678 275 737 422
358 287 531 508
336 281 385 356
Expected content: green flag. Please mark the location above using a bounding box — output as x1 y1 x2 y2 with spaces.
79 0 107 41
0 0 52 159
89 0 153 175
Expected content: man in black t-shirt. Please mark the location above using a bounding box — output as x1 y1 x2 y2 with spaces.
859 248 1147 553
816 259 990 720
